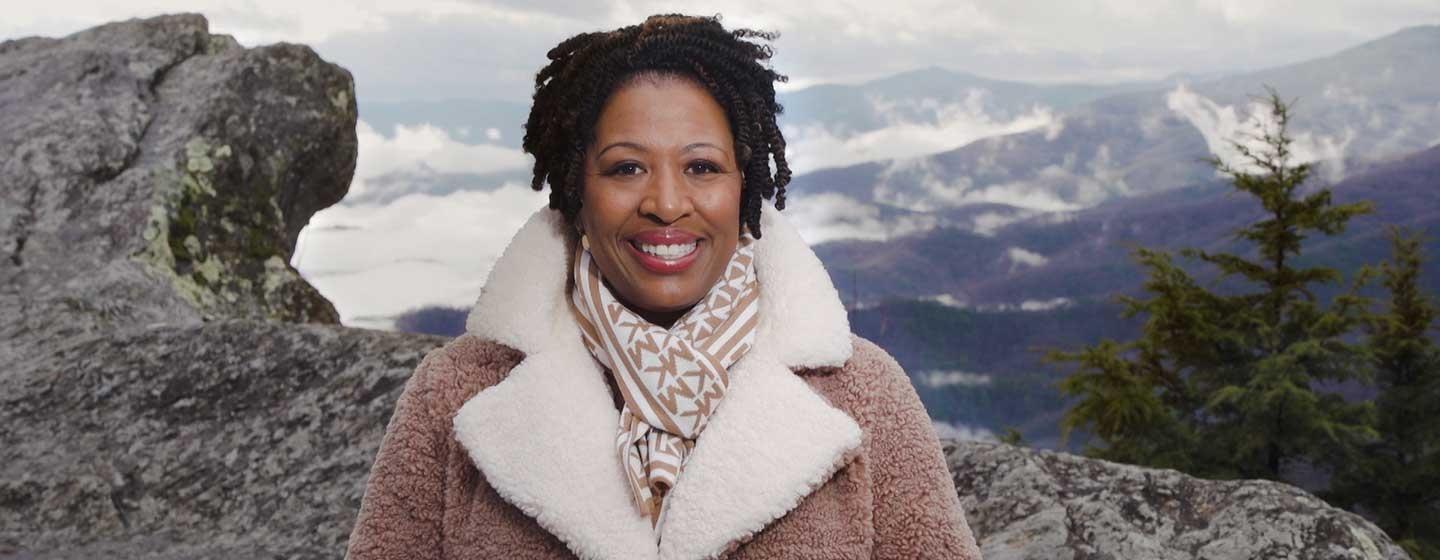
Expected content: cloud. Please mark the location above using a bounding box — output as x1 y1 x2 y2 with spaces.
1018 297 1072 311
6 1 1438 104
875 155 1089 213
1165 83 1356 182
871 157 969 211
783 91 1057 174
971 210 1037 237
293 183 548 329
783 192 941 244
868 127 1140 213
984 295 1077 312
347 119 530 203
932 420 996 442
291 117 536 329
921 292 1071 313
357 119 529 177
1006 247 1048 269
916 369 994 388
311 9 590 102
923 294 970 308
1044 117 1065 141
0 0 587 48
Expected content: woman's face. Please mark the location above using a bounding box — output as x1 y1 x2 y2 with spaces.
578 75 743 327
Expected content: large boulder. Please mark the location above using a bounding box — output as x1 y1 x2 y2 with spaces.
0 12 1413 560
0 12 354 367
948 441 1408 560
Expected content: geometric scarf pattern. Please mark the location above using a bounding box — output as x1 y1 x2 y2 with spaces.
568 233 760 533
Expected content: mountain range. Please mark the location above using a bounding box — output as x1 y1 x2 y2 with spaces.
311 24 1440 448
780 26 1440 446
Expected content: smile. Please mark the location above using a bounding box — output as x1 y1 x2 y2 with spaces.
625 239 701 273
637 241 697 258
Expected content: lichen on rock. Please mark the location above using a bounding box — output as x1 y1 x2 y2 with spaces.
133 130 333 322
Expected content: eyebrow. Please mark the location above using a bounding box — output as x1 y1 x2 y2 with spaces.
595 141 727 159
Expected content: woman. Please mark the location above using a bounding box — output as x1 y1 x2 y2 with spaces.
345 14 981 560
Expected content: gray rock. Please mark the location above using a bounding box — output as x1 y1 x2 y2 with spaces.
1 13 355 368
947 441 1409 560
0 320 445 559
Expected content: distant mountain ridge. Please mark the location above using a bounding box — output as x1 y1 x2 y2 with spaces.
788 24 1440 221
828 141 1440 449
340 26 1440 212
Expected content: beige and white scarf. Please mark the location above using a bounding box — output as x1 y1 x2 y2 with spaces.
568 233 761 531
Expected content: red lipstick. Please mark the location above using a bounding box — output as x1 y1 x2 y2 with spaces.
625 228 703 274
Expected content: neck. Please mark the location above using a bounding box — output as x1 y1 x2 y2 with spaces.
620 291 692 329
595 274 697 330
637 307 688 329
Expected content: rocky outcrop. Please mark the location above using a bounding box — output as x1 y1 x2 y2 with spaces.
0 13 373 559
948 441 1408 560
0 320 446 558
0 13 354 368
0 12 1412 560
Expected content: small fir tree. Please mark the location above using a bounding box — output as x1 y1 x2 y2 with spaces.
1046 88 1376 480
1329 226 1440 559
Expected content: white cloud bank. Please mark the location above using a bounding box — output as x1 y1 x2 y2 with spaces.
873 154 1090 214
784 91 1057 174
349 119 530 202
293 118 541 330
295 185 547 329
783 192 941 245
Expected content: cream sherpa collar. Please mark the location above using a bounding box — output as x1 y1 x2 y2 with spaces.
455 199 861 560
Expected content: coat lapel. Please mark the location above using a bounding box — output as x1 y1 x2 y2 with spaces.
455 200 860 560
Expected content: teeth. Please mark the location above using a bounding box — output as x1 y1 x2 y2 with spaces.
637 241 697 259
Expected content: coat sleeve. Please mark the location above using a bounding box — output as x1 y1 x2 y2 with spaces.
344 347 454 560
855 339 983 560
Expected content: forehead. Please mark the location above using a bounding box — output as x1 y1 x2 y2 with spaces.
592 75 733 146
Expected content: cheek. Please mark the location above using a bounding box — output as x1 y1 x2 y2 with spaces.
702 185 744 230
578 187 629 233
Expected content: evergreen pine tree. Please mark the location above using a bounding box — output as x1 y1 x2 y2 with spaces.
1047 88 1376 480
1329 226 1440 559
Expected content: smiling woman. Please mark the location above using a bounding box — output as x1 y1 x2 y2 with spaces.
579 74 745 327
345 13 981 560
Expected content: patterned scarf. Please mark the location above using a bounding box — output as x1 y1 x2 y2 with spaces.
568 234 760 530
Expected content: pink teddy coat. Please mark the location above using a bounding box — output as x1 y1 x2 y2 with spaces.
344 201 982 559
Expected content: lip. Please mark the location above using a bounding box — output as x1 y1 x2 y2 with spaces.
629 228 701 245
624 228 703 274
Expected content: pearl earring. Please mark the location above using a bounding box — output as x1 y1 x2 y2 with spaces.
579 229 590 250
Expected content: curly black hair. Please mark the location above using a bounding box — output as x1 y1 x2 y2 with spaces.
522 13 791 238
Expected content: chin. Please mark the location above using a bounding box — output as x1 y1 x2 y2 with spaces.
633 287 706 313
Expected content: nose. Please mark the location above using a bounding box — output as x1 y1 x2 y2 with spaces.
638 163 692 224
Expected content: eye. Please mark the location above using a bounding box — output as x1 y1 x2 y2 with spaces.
687 160 722 174
604 162 643 176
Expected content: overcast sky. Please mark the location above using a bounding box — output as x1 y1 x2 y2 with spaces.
7 0 1438 329
4 0 1439 103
